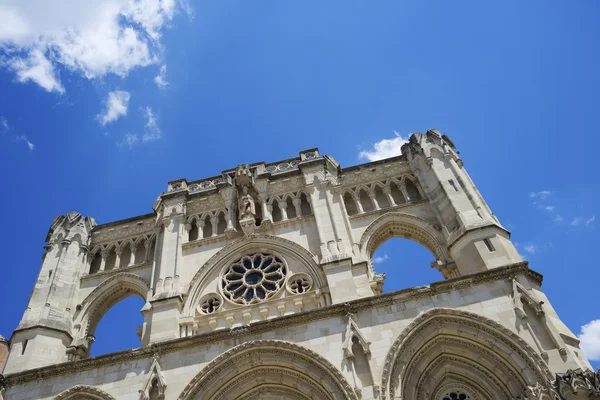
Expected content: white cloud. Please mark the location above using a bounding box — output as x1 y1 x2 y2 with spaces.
154 64 168 88
570 217 582 227
586 216 596 226
529 190 552 200
97 90 130 125
142 106 161 141
118 133 139 148
524 244 537 254
554 214 564 223
372 253 389 265
9 48 64 93
0 0 186 92
544 205 555 212
17 135 35 151
578 319 600 361
359 131 408 162
0 116 8 133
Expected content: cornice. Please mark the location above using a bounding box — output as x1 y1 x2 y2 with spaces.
348 199 431 222
3 262 539 387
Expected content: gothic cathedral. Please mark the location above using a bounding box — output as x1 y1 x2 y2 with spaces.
0 130 597 399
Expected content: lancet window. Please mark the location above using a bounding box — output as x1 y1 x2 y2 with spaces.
268 191 312 223
88 234 155 275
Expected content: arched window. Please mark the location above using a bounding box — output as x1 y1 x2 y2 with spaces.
216 212 227 235
202 215 212 238
104 247 117 271
344 192 359 216
389 181 406 205
188 219 199 241
285 197 297 219
358 188 374 213
90 296 145 357
374 185 390 208
134 242 146 265
89 252 101 274
119 242 133 268
299 192 312 216
405 179 421 201
149 378 160 400
271 200 282 222
351 336 374 390
371 237 441 292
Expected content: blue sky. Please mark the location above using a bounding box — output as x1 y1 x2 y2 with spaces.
0 1 598 368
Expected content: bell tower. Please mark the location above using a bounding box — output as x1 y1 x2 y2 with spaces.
402 129 522 275
3 212 95 373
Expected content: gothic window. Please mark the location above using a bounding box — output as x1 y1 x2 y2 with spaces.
104 248 117 271
89 252 101 274
202 215 212 238
119 242 133 267
285 196 297 219
374 184 390 208
299 192 312 216
287 273 312 294
389 181 406 205
134 242 146 264
198 294 222 314
440 391 472 400
148 378 160 400
222 253 286 304
344 192 359 216
271 200 283 222
358 188 375 212
216 212 227 235
189 220 199 241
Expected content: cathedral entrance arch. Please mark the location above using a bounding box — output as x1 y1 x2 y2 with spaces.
381 308 554 400
177 340 358 400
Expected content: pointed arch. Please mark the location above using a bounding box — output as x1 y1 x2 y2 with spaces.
75 273 150 339
53 385 116 400
381 308 554 400
176 340 358 400
183 235 324 317
359 212 450 263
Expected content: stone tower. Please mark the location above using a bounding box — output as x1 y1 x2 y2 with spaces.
0 130 597 400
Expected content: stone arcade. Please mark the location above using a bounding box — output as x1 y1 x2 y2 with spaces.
0 130 597 399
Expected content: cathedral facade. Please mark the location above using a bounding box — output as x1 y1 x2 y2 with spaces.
0 130 597 400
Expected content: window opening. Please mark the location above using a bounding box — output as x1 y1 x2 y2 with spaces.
21 339 28 355
483 238 495 252
449 179 458 192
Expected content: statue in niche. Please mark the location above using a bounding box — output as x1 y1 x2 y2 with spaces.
238 185 256 221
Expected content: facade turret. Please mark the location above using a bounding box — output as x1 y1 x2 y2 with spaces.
4 212 95 373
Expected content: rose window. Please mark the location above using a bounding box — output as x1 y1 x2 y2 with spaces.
222 253 286 304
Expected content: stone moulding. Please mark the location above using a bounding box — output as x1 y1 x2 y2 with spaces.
52 385 116 399
176 340 359 400
3 262 539 387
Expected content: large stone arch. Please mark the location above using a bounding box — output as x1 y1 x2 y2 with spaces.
177 340 359 400
53 385 116 400
183 234 325 317
359 212 451 263
381 308 554 400
75 272 151 340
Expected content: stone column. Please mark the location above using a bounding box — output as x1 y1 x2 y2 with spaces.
383 186 396 207
368 189 380 210
99 249 108 272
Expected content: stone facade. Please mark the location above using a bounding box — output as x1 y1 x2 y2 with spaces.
0 130 597 400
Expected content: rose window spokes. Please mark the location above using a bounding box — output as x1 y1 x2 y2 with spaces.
222 253 286 304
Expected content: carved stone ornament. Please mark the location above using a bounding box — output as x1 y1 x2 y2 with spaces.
139 354 167 400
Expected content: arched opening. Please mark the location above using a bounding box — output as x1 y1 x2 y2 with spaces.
134 242 146 264
390 181 406 205
216 212 227 235
120 242 133 267
178 341 358 400
383 309 551 400
149 378 160 400
372 237 442 292
89 252 101 274
271 200 282 222
285 196 297 219
351 337 374 390
358 188 374 212
189 220 199 241
405 179 421 201
374 185 390 209
299 192 312 216
344 192 359 216
202 215 212 238
89 296 145 357
104 248 117 271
